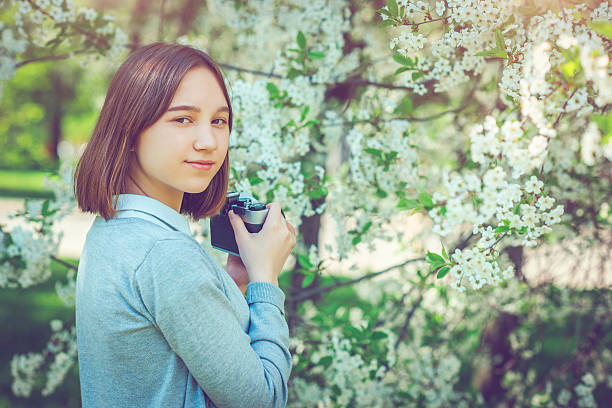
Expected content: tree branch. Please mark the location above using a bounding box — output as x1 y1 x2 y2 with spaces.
394 292 424 350
15 49 90 68
50 255 78 270
26 0 110 49
289 256 426 303
322 74 481 127
218 63 283 79
217 62 434 91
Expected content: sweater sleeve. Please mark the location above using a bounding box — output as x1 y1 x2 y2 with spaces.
133 238 291 408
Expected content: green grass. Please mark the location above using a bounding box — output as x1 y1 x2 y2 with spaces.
0 169 55 199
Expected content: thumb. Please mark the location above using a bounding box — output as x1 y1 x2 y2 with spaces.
228 210 249 240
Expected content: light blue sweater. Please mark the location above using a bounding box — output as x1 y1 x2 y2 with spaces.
75 194 291 407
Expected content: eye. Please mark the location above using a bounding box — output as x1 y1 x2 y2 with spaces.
212 118 228 126
173 117 192 124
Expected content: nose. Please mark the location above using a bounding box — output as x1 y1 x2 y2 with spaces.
193 124 217 151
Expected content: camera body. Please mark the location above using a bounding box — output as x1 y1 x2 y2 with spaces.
210 191 270 256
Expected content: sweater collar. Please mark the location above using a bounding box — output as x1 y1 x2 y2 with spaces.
112 194 191 235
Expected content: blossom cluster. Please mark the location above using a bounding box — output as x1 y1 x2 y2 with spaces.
212 0 359 84
0 224 61 288
291 328 396 407
428 115 566 290
11 321 77 397
0 0 127 97
0 160 76 288
226 78 328 229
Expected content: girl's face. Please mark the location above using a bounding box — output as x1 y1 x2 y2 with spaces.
126 67 230 211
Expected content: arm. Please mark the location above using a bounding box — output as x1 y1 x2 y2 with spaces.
135 238 291 408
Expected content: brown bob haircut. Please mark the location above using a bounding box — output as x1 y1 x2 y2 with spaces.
74 42 232 221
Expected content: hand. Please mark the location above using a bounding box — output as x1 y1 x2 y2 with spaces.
228 202 297 286
225 254 249 295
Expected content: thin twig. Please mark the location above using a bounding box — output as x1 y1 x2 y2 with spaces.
390 17 446 28
289 256 426 303
218 63 283 79
539 88 577 178
15 49 90 68
50 255 78 270
394 292 424 350
323 74 481 127
26 0 110 49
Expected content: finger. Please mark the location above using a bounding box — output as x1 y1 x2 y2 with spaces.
262 202 282 231
286 222 296 247
228 210 249 240
285 220 296 237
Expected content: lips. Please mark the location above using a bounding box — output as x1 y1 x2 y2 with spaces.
186 160 215 165
186 160 215 170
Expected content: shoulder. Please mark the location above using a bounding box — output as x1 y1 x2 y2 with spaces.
88 216 193 251
92 215 188 238
134 236 219 286
132 237 226 315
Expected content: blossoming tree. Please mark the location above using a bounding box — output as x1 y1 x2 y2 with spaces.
1 0 611 406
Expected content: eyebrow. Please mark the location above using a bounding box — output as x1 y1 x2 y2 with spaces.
167 105 229 114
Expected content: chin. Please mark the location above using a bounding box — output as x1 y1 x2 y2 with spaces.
184 183 211 194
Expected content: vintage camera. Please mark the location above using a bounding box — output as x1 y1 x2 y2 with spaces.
210 191 275 256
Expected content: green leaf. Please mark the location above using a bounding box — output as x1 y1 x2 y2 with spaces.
436 266 450 279
426 251 445 265
376 189 388 198
298 253 313 269
297 31 306 49
387 0 398 17
376 7 392 18
266 82 279 99
397 198 420 210
475 31 507 59
418 192 434 209
441 243 449 260
495 29 505 50
589 21 612 40
300 105 310 122
560 60 578 80
371 331 388 340
307 50 325 60
393 96 413 115
379 19 397 28
392 53 413 66
41 200 50 217
287 67 301 80
301 273 316 288
303 119 320 127
362 220 373 233
307 186 328 199
411 71 424 81
352 236 362 245
364 148 383 157
494 225 510 234
591 113 610 133
319 355 333 368
475 49 507 59
394 66 412 76
248 175 264 185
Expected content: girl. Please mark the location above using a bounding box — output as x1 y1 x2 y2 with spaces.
73 42 296 407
